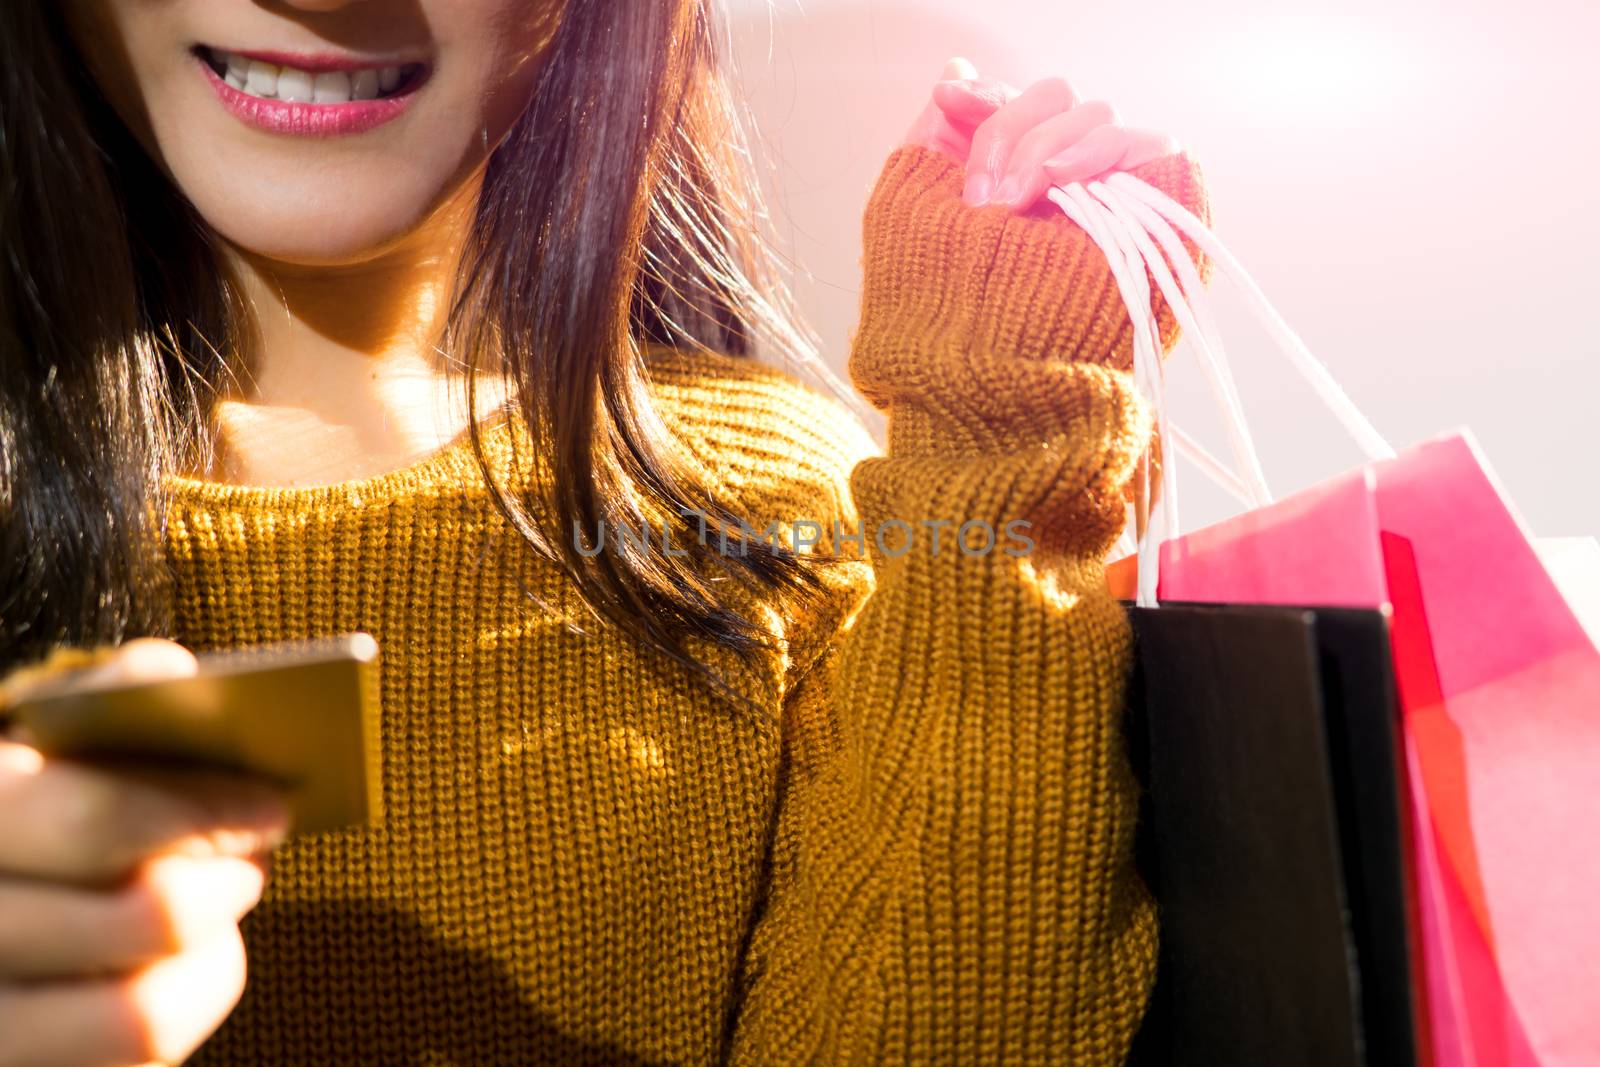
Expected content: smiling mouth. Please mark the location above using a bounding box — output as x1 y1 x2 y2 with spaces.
194 46 427 104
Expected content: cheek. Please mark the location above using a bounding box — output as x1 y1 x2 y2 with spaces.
466 0 564 143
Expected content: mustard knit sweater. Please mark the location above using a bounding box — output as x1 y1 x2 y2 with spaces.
8 144 1208 1065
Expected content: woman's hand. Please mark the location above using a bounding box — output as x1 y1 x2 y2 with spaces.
0 638 291 1067
903 57 1179 215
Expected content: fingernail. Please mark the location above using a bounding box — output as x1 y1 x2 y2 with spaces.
173 820 289 860
1043 146 1084 180
219 824 288 855
992 175 1022 204
944 56 979 80
244 794 292 841
209 783 292 837
963 172 994 206
260 820 290 850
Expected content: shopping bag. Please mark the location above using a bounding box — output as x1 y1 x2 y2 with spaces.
1115 432 1600 1066
1043 165 1600 1063
1125 603 1418 1067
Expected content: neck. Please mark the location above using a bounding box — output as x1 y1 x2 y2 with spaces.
209 171 513 486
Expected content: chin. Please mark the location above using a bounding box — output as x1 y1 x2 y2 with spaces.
185 174 455 267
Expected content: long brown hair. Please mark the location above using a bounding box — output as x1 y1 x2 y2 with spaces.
0 0 842 700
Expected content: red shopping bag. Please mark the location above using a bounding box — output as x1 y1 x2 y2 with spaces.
1110 430 1600 1065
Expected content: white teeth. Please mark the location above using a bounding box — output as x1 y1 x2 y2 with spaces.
276 67 313 103
211 50 411 103
312 70 351 103
244 59 279 98
225 52 249 89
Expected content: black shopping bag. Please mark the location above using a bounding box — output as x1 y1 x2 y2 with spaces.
1124 603 1420 1067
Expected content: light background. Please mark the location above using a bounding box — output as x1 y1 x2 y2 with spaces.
722 0 1599 537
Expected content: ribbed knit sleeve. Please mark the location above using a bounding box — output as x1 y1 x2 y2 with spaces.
725 143 1210 1065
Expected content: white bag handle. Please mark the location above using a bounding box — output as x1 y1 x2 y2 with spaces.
1041 166 1397 606
1052 185 1175 606
1090 182 1270 508
1100 172 1397 466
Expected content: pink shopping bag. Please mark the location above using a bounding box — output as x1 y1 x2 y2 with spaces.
1110 430 1600 1066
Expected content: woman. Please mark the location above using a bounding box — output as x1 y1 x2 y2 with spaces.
0 0 1205 1063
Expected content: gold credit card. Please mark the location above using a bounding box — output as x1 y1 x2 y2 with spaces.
7 633 383 837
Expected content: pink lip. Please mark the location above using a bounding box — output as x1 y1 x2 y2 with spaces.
226 49 415 74
195 53 425 137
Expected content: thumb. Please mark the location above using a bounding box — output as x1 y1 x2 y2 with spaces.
942 56 979 81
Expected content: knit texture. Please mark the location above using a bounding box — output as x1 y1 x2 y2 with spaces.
5 143 1208 1064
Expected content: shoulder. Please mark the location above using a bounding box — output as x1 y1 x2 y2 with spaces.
644 345 879 688
643 345 881 529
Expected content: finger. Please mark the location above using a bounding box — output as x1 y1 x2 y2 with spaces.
905 60 995 159
1 638 198 752
0 744 290 885
931 78 1019 126
965 75 1080 206
941 56 979 81
991 100 1118 209
86 638 199 688
1044 125 1180 187
1115 126 1183 172
12 639 199 705
902 95 972 161
0 923 249 1067
0 854 266 980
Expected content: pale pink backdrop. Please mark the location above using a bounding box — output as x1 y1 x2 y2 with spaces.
725 0 1600 537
